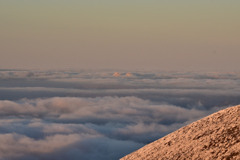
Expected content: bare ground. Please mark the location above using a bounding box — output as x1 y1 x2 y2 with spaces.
120 105 240 160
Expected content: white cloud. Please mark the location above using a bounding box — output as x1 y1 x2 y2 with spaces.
0 69 239 159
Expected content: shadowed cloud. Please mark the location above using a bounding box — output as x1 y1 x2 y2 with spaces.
0 69 239 159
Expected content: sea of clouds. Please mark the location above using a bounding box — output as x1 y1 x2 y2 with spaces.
0 69 240 160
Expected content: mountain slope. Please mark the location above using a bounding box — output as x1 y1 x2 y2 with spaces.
113 72 121 76
121 105 240 160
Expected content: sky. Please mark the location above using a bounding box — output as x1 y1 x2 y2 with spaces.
1 2 240 159
0 1 240 71
1 69 240 159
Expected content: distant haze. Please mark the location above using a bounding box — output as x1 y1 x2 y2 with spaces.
0 1 240 71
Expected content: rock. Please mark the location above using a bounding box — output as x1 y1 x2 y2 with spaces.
113 72 121 76
120 105 240 160
125 73 133 76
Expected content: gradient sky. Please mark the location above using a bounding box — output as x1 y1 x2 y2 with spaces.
1 0 239 71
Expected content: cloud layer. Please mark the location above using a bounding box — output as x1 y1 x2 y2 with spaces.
0 96 227 160
0 69 240 159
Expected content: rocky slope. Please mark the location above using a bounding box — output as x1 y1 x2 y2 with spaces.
121 105 240 160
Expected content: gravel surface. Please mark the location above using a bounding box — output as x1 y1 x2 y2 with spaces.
121 105 240 160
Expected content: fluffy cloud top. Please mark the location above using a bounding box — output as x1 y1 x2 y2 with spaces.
0 69 239 159
0 96 226 160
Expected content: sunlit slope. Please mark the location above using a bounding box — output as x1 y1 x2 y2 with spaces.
121 105 240 160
